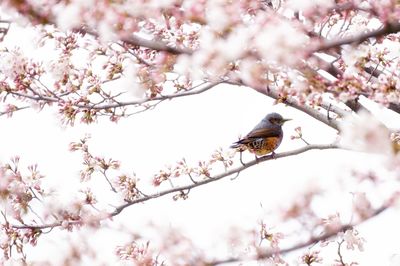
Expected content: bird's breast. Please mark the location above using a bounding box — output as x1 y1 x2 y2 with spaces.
249 136 282 156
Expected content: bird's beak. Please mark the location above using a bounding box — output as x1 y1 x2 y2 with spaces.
282 118 292 123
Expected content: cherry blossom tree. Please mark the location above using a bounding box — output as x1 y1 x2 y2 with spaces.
0 0 400 265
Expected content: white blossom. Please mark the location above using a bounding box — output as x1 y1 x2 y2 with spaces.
219 26 249 60
0 50 27 80
255 18 308 66
54 3 83 31
353 192 372 218
149 0 176 8
98 21 117 43
322 213 342 233
121 60 145 98
206 0 231 33
123 0 176 16
341 45 369 77
340 111 392 154
390 254 400 266
286 0 334 13
46 56 71 81
288 70 308 93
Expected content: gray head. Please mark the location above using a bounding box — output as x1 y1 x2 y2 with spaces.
262 112 291 126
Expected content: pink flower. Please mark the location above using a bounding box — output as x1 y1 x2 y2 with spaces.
321 213 342 233
301 250 323 265
341 229 365 252
352 192 373 219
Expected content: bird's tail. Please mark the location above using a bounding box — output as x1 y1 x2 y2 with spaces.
230 138 249 149
230 142 241 149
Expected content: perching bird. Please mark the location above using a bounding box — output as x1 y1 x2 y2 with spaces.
230 112 291 156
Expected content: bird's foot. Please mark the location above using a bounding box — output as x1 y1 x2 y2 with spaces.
239 151 246 166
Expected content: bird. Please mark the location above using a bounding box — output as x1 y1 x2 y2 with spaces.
230 112 291 156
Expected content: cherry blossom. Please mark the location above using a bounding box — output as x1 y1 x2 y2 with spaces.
339 110 392 154
0 0 399 265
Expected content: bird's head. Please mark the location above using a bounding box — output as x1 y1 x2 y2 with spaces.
265 112 292 126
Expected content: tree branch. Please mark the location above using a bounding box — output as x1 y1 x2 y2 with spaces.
75 26 192 55
111 143 338 215
316 21 400 52
77 81 222 110
208 204 388 265
120 35 192 55
7 81 222 111
229 81 341 131
11 143 338 230
0 106 30 116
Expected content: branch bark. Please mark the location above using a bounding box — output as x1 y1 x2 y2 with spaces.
12 143 339 230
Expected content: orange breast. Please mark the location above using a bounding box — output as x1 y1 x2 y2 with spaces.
249 136 281 156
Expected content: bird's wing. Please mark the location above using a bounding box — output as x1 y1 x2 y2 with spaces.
234 127 281 145
246 127 281 139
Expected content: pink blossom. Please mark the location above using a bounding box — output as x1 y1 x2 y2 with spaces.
322 213 342 233
352 192 373 219
301 250 323 265
341 229 365 252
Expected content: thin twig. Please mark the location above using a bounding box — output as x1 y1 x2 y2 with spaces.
11 143 339 230
101 170 117 193
337 239 346 266
208 204 388 265
112 143 338 216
